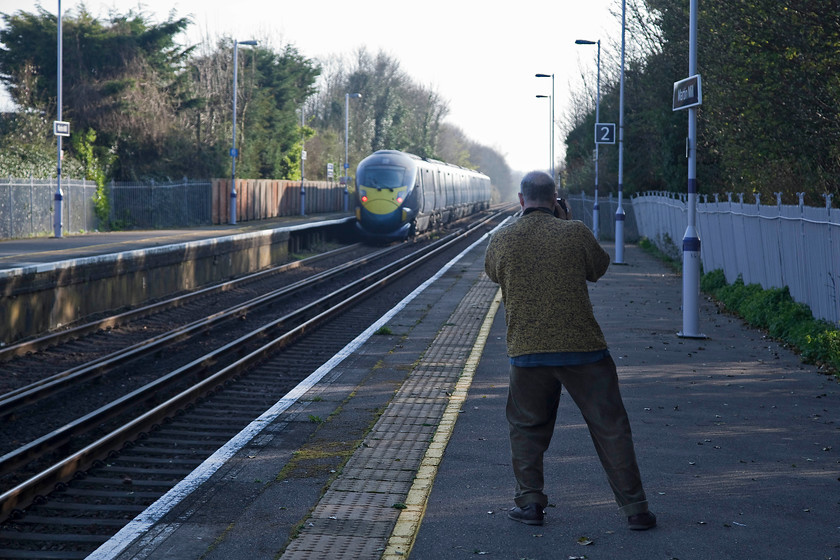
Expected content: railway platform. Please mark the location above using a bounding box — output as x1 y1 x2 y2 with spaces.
0 213 353 272
83 237 839 559
0 213 354 343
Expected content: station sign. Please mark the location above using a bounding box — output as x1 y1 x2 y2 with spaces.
673 74 702 111
595 123 616 144
327 163 334 178
53 121 70 137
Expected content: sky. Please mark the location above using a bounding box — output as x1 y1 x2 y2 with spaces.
1 0 621 173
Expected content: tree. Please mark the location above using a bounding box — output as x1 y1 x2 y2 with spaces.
563 0 839 202
235 44 320 180
0 6 196 180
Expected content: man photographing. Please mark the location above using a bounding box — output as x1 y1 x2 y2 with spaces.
484 170 655 530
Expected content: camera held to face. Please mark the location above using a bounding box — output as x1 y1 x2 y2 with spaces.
554 198 571 220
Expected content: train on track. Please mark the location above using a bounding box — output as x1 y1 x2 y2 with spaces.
353 150 491 242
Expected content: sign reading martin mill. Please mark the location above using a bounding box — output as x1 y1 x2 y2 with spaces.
673 74 702 111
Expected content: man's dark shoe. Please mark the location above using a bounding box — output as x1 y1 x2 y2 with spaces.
627 511 657 530
507 503 544 526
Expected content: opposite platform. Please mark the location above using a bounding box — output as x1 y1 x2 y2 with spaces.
0 213 352 273
0 213 353 342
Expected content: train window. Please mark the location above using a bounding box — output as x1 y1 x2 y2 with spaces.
357 165 406 190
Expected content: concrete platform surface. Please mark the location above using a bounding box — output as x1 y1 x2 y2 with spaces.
0 213 352 272
85 238 838 560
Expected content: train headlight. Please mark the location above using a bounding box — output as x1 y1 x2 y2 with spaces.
396 196 403 204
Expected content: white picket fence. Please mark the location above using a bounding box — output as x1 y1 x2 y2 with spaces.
632 192 840 325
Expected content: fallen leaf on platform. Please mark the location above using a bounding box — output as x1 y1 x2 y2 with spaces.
577 536 594 546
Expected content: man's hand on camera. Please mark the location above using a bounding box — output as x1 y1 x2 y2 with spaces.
554 198 572 220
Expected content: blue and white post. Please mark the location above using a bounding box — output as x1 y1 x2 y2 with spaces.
615 0 627 264
677 0 705 338
230 39 257 225
593 40 601 240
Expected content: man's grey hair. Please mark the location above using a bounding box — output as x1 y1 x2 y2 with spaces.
520 171 556 205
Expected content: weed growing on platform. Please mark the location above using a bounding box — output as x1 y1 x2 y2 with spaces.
702 269 839 376
639 237 681 272
640 238 838 377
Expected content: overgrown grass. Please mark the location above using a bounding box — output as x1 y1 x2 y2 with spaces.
638 237 681 272
639 238 839 377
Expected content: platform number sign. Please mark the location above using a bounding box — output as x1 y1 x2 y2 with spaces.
594 123 615 145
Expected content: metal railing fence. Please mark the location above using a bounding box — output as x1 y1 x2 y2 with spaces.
633 191 839 325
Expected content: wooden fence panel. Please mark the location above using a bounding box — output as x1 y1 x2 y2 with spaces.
211 179 344 224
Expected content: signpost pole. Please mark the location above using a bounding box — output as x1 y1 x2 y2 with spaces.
678 0 705 338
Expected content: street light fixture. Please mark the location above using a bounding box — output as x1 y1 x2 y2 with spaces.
344 92 362 212
535 73 554 182
230 39 257 225
575 38 601 239
535 94 553 180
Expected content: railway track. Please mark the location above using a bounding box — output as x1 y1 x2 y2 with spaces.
0 207 513 558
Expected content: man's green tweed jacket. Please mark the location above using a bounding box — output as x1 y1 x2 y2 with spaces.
484 210 611 357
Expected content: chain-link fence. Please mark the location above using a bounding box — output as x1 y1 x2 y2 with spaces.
107 179 212 230
566 192 640 242
0 177 213 239
0 177 98 239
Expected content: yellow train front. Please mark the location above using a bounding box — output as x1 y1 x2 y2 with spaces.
354 150 491 242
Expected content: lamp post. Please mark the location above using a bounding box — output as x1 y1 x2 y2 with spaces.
344 92 361 212
535 94 553 180
608 0 627 263
54 0 63 238
575 39 601 239
300 105 306 216
230 39 257 225
535 73 554 182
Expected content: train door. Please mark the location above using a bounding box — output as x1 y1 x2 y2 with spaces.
435 169 444 211
422 167 433 212
414 169 424 214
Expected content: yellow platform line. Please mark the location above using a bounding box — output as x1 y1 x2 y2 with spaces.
382 287 502 559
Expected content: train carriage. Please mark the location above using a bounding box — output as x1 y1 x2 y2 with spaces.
354 150 491 242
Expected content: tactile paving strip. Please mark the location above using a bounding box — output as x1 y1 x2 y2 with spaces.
280 274 498 559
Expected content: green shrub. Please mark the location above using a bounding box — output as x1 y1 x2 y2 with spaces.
702 271 839 376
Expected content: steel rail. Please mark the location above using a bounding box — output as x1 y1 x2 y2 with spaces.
0 244 398 418
0 244 363 362
0 209 509 521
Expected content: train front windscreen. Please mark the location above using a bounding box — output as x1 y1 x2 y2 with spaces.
357 165 406 190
